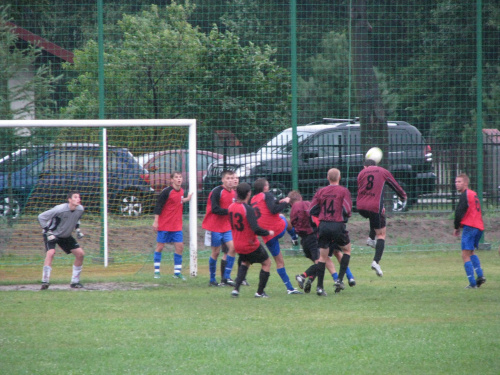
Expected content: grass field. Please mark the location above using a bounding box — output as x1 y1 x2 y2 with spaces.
1 250 499 374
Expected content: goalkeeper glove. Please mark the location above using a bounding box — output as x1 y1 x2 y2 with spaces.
45 231 56 241
76 229 84 239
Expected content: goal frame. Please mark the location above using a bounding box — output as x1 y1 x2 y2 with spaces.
0 119 198 276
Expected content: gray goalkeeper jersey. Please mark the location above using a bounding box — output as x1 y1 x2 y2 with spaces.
38 203 84 238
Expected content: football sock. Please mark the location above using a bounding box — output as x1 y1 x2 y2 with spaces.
209 257 217 282
316 262 326 289
287 227 298 241
464 261 476 286
332 272 338 282
42 265 52 283
277 267 294 290
174 253 182 275
470 254 484 278
257 269 270 295
154 251 162 274
337 254 350 282
71 265 82 283
220 259 227 279
235 264 249 291
223 255 235 280
374 239 385 263
304 264 317 278
345 267 354 280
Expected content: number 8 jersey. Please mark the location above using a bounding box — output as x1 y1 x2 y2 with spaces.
228 201 270 254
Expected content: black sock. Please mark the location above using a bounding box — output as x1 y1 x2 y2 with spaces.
304 264 318 278
374 239 385 263
338 254 350 282
220 259 227 279
369 228 376 240
316 262 326 289
257 269 270 294
234 264 248 291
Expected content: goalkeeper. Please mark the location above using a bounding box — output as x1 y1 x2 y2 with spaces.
38 191 86 290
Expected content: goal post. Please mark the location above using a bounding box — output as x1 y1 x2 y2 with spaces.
0 119 198 276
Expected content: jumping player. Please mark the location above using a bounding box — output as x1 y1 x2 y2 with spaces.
250 178 301 294
357 158 406 277
453 173 486 289
152 171 193 280
202 170 237 286
38 191 85 290
229 182 274 298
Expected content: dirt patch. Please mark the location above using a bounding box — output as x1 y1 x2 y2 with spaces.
0 282 160 291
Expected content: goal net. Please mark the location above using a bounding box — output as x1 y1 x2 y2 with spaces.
0 119 199 276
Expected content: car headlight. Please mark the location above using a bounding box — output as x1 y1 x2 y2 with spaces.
235 163 257 177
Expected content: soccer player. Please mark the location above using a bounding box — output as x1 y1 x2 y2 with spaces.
288 191 355 293
250 178 301 294
453 173 486 289
229 182 275 298
357 158 407 277
38 191 85 290
310 168 352 296
152 171 193 280
202 170 237 286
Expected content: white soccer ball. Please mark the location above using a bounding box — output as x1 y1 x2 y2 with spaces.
365 147 383 164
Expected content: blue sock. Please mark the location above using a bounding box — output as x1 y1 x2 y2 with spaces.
209 257 217 282
332 272 338 282
287 227 298 241
464 261 476 286
345 267 354 280
154 252 162 273
470 255 484 278
277 267 294 290
174 253 182 275
224 255 235 279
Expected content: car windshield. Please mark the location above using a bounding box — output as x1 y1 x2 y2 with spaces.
258 129 315 154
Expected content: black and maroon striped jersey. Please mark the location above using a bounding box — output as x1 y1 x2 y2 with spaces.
290 200 318 236
310 184 352 222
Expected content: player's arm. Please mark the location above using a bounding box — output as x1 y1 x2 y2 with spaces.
265 192 289 214
210 188 228 215
182 192 194 203
454 191 468 229
153 188 171 230
386 171 407 201
309 194 321 217
38 207 57 231
245 204 270 236
342 190 353 221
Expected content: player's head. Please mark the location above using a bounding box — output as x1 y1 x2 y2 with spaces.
232 174 240 189
287 190 302 205
170 171 183 188
236 182 252 201
364 159 377 167
67 191 81 205
253 178 269 194
221 169 235 189
455 173 470 193
327 168 340 183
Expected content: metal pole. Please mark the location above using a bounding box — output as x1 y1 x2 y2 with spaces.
290 0 298 191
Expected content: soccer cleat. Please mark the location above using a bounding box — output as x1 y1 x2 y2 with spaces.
304 278 313 294
173 273 186 280
366 238 376 248
254 292 269 298
465 284 478 289
40 282 50 290
476 276 486 287
220 278 236 287
209 281 220 287
371 261 383 277
241 279 250 286
231 289 239 298
316 287 327 296
295 274 305 289
70 282 84 289
348 278 356 287
154 272 161 279
287 288 303 295
291 239 299 247
334 280 345 294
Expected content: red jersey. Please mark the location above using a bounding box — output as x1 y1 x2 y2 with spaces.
454 189 484 231
250 191 287 242
153 186 184 231
310 184 352 222
228 202 270 254
356 166 407 213
290 201 317 236
202 185 236 233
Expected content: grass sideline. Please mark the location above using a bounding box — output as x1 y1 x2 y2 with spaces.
1 251 499 374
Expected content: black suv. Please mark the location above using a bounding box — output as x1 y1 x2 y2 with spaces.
203 118 436 211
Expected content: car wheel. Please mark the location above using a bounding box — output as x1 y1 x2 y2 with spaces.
116 192 143 216
0 197 21 219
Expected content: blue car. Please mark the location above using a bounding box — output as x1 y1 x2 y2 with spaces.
0 144 154 218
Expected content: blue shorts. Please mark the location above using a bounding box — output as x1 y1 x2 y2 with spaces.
210 231 233 248
265 218 288 257
461 226 483 251
157 231 183 244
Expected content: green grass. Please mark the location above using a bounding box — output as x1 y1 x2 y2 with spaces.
1 251 499 374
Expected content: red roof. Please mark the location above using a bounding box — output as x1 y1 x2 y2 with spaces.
7 21 74 63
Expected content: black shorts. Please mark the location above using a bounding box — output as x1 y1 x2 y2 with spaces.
328 242 341 257
317 221 350 248
44 235 80 254
358 210 386 230
238 244 269 265
300 233 320 262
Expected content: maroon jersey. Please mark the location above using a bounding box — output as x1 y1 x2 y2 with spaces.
228 202 270 254
310 184 352 222
290 200 317 236
153 186 184 231
356 166 407 213
250 191 287 242
202 185 236 232
454 189 484 231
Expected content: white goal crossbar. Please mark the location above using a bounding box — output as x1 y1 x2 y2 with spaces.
0 119 198 275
